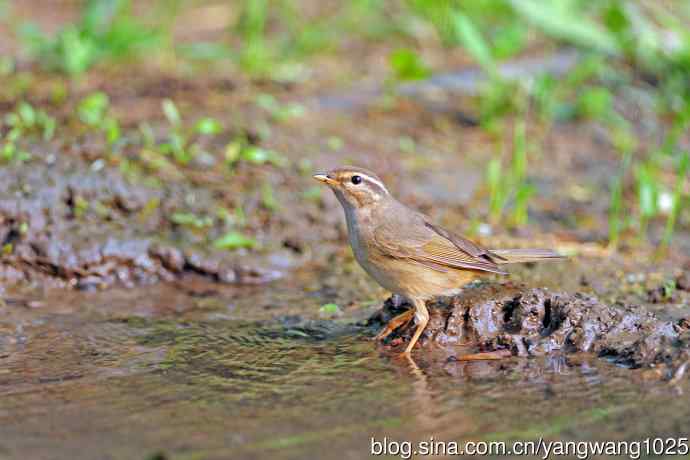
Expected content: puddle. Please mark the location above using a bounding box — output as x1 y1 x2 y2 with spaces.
1 270 689 460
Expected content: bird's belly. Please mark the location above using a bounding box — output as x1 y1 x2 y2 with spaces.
358 253 478 300
349 237 403 293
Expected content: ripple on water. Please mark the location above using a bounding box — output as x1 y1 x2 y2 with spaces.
0 313 689 460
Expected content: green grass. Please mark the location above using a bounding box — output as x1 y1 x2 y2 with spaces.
607 152 631 249
485 102 535 227
17 0 162 75
417 0 690 245
662 152 690 248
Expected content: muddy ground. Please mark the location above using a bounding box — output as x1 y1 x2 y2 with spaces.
2 82 688 289
371 280 690 378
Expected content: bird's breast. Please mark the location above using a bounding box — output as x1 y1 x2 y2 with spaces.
342 208 395 287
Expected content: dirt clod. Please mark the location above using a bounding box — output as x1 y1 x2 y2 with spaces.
370 282 690 375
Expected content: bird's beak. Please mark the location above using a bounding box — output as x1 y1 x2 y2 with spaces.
313 173 338 186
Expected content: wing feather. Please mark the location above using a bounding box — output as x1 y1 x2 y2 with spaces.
372 213 507 275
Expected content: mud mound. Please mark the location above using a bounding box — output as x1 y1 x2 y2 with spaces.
370 282 690 373
0 157 279 289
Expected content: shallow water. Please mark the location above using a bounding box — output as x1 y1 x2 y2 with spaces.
1 268 689 460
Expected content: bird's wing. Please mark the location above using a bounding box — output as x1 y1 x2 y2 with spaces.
372 213 506 275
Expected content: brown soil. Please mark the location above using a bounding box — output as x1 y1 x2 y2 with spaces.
0 155 283 288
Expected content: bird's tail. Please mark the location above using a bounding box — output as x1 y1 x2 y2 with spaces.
490 248 564 264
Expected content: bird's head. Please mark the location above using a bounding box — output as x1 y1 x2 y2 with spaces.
313 166 390 209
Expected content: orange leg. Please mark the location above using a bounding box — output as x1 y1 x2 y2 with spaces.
374 308 415 341
403 298 429 354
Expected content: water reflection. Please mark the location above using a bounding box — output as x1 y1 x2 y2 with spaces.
0 283 689 460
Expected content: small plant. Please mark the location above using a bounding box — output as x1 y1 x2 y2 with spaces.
576 86 614 120
159 99 189 164
634 161 659 239
77 91 120 144
5 101 56 140
224 138 287 170
260 182 279 211
170 212 213 229
19 0 161 75
1 102 56 163
486 157 506 223
662 152 689 247
213 231 258 250
389 48 430 82
319 303 341 318
485 98 536 226
194 117 223 136
256 94 305 122
607 150 632 249
158 99 225 165
235 0 272 75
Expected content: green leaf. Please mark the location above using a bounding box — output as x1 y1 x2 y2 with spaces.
57 25 98 75
213 231 257 250
104 117 120 144
78 92 110 125
194 117 223 135
256 93 305 121
162 99 181 126
451 11 496 75
635 164 657 218
319 303 341 316
261 182 278 211
577 86 613 120
492 22 527 59
17 102 36 126
510 0 619 55
171 212 213 228
241 146 270 164
389 48 430 81
240 146 287 167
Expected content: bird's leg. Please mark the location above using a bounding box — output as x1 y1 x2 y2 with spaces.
403 298 429 354
374 309 414 341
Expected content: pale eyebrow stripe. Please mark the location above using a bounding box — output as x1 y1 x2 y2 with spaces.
361 174 388 193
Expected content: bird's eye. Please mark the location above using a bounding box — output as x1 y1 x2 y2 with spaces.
351 175 362 185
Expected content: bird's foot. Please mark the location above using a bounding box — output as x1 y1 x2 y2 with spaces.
373 309 415 341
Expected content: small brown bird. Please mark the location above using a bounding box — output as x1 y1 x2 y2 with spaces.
314 166 563 355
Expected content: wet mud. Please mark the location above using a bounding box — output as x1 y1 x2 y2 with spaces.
0 156 281 288
371 280 690 376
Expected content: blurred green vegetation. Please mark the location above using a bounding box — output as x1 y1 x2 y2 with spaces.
0 0 688 248
18 0 163 75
